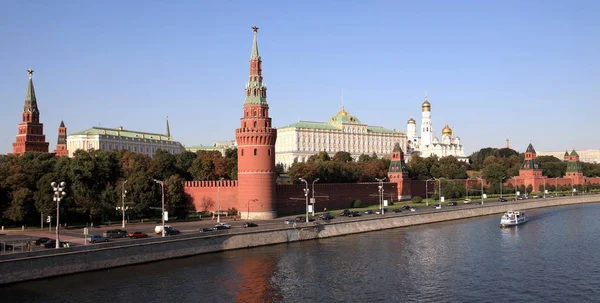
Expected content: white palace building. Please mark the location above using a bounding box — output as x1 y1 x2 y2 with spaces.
274 106 407 169
406 96 468 161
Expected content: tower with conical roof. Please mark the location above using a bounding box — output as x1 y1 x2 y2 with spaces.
235 26 277 219
388 143 411 200
12 69 49 155
565 150 583 184
53 120 68 157
420 94 433 147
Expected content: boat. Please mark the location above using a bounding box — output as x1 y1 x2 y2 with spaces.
500 210 528 227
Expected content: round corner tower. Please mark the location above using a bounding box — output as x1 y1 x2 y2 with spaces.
235 26 278 219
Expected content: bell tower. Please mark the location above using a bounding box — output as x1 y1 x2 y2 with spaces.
12 69 49 155
235 26 278 219
388 143 411 200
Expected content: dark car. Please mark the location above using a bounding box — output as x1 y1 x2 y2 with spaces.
103 229 128 238
165 227 180 235
401 205 412 211
364 210 374 215
43 239 68 248
320 212 334 220
348 211 362 217
214 225 230 231
295 216 315 222
498 197 508 202
199 227 215 232
393 209 403 213
243 222 258 228
447 202 457 206
88 235 109 243
33 237 51 246
339 209 352 216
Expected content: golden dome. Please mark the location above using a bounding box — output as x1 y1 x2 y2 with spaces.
442 124 452 136
407 117 416 124
422 99 431 111
337 105 349 116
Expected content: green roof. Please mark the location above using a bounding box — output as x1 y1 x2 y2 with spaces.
70 126 171 140
566 159 583 173
278 121 341 130
187 145 222 150
367 126 402 134
570 149 579 157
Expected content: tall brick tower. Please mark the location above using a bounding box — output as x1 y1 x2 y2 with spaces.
53 120 68 157
565 150 584 184
388 143 412 200
517 143 543 191
12 69 49 155
235 26 278 219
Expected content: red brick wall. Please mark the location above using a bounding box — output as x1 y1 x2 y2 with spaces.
275 182 398 214
184 180 239 213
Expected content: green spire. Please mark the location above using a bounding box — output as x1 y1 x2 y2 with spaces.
569 149 579 157
251 26 260 59
24 69 39 114
165 116 171 137
60 120 65 128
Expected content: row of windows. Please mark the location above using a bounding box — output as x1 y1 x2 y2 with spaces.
240 148 272 157
244 108 268 118
243 120 271 128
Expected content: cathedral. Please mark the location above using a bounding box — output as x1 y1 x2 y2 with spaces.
406 95 467 161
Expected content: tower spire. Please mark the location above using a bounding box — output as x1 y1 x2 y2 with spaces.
245 26 267 104
165 116 171 137
24 69 39 114
251 26 260 59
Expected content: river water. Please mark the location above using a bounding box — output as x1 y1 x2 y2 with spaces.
2 203 600 303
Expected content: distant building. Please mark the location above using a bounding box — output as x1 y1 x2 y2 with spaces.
53 120 68 157
275 106 407 170
67 118 184 157
12 69 49 155
186 140 237 155
536 149 600 164
406 95 467 162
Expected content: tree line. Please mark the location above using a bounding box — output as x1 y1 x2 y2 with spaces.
0 149 237 226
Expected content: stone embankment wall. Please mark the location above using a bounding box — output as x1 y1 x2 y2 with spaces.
1 195 598 285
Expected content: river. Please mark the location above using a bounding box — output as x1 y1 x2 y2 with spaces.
2 203 600 303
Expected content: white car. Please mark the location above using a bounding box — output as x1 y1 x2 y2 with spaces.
215 223 231 229
464 199 471 204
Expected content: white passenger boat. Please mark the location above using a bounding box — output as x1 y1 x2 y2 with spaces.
500 210 528 227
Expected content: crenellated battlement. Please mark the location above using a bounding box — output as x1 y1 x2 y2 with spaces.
184 180 238 188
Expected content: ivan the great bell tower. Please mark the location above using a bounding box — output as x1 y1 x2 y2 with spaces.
235 26 278 219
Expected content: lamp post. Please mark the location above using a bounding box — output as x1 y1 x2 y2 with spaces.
217 177 224 223
425 178 436 206
376 178 386 214
512 177 519 200
299 178 309 222
311 178 320 216
500 176 509 199
476 177 484 205
121 180 128 228
534 177 546 198
51 181 67 249
153 179 165 237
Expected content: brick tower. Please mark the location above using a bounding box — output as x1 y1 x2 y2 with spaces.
517 143 543 191
53 120 68 157
565 150 584 184
235 26 278 219
388 143 412 200
12 69 49 155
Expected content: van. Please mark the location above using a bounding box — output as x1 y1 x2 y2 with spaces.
154 225 171 235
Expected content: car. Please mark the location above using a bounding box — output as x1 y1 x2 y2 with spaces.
364 210 374 215
339 209 352 216
434 204 441 209
348 211 362 217
43 239 69 248
393 209 403 213
375 208 389 215
284 219 294 224
103 229 128 238
215 223 232 229
243 222 258 228
128 231 148 238
320 212 334 220
165 227 180 235
295 216 315 222
409 207 417 212
88 235 109 243
464 199 471 204
214 225 230 230
498 197 508 202
447 202 457 206
199 227 215 232
155 225 172 235
401 205 412 211
33 237 51 246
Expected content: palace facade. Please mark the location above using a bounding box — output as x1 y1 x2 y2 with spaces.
275 106 407 169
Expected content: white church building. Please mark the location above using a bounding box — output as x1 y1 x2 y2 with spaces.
406 96 468 162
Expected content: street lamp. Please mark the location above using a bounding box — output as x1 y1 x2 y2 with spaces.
299 178 309 223
476 177 484 205
217 177 224 223
534 177 547 198
512 177 519 200
311 178 320 216
499 176 509 199
51 181 67 249
375 177 386 214
120 180 128 228
153 179 165 237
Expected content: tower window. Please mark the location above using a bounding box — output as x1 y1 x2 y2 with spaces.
241 149 244 156
254 148 257 156
253 121 257 127
268 149 271 156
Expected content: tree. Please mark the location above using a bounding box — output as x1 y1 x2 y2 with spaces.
175 151 197 181
4 188 34 223
150 150 178 181
200 196 215 213
482 163 508 186
437 156 467 179
332 151 352 163
165 175 193 219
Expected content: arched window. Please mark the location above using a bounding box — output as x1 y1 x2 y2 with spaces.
268 149 271 156
241 149 244 156
254 148 257 156
253 121 257 127
254 111 257 117
244 122 247 128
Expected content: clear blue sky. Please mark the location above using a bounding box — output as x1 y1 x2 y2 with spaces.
1 0 598 155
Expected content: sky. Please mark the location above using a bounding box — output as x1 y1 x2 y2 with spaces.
1 0 598 155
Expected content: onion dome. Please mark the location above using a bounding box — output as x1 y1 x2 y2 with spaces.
442 124 452 136
407 117 416 124
329 106 362 124
422 99 431 112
